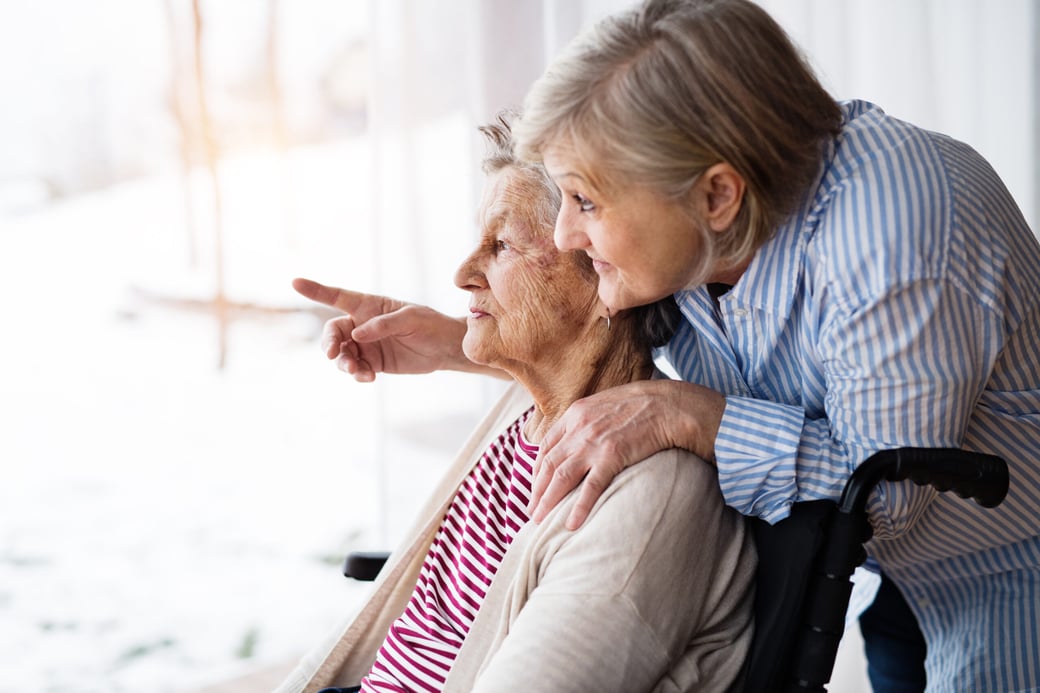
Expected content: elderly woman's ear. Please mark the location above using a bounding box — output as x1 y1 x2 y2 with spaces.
693 163 745 233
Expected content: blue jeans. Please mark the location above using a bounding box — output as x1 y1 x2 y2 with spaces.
859 573 927 692
317 688 361 693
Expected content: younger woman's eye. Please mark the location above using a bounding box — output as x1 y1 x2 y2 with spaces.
573 194 595 212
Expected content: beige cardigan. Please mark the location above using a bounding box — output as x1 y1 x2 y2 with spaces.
275 383 755 693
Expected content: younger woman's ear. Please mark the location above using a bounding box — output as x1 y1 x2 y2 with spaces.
691 162 746 232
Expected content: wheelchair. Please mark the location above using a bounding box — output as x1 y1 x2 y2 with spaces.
340 447 1009 692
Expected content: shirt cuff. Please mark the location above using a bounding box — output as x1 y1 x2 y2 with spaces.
714 395 805 524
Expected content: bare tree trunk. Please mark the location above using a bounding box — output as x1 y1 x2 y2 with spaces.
163 0 199 268
266 0 297 245
192 0 229 370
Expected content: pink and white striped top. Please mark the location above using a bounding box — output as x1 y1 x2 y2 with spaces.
361 408 536 693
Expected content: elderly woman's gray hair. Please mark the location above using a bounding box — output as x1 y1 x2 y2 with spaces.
478 111 562 236
478 111 681 351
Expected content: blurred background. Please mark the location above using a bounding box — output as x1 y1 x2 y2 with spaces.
0 1 1036 691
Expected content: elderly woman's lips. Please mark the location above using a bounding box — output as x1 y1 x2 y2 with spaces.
469 308 489 318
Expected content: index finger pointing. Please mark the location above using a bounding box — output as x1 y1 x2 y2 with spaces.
292 278 366 314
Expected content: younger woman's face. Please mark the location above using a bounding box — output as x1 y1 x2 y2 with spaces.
543 144 707 312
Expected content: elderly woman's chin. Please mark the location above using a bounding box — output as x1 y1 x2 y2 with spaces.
461 329 496 370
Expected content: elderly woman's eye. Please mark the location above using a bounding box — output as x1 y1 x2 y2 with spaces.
494 239 511 253
573 194 595 212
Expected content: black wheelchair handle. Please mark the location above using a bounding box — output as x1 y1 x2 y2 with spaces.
343 551 391 581
839 447 1009 515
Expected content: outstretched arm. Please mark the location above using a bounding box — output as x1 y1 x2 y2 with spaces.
293 278 509 382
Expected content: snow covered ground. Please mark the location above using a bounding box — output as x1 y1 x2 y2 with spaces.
0 136 489 692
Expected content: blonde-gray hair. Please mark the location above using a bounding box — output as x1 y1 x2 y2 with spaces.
514 0 842 281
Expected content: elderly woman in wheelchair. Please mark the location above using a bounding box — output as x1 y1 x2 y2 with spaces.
279 113 756 693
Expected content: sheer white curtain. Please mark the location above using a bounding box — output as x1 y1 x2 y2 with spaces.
760 0 1038 231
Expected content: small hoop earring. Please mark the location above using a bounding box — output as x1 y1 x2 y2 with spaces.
606 314 611 330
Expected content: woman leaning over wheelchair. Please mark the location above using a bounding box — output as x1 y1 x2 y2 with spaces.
514 1 1040 691
282 113 755 693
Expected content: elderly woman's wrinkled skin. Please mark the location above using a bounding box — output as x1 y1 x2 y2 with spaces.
454 167 600 386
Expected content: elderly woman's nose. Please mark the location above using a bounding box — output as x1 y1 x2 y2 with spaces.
454 251 486 290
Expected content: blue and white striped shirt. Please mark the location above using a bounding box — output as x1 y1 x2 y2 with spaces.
663 101 1040 692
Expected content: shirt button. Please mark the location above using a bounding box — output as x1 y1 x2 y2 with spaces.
732 308 749 317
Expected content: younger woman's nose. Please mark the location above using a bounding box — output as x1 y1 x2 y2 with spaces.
554 210 588 252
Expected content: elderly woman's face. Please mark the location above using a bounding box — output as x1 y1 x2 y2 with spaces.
454 167 600 374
